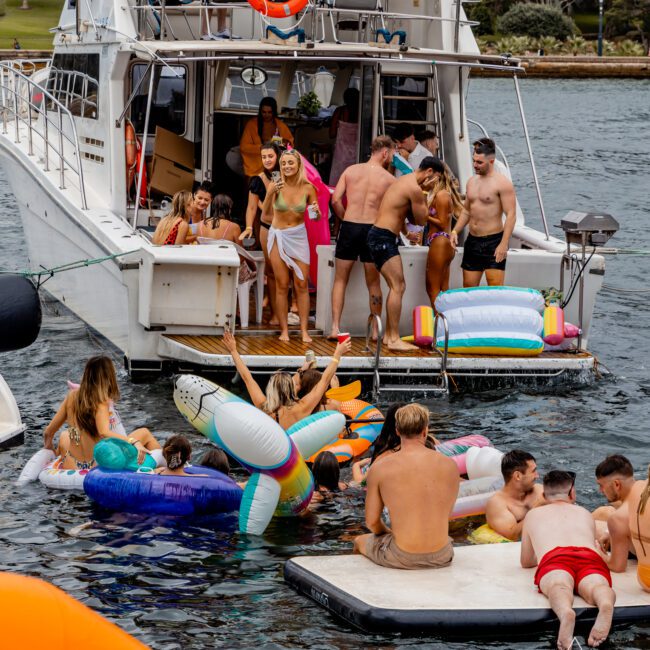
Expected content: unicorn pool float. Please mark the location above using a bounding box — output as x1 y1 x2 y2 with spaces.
173 374 345 535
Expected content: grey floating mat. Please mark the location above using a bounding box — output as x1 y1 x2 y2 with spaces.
284 542 650 634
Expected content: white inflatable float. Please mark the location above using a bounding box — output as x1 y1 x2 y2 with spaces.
0 374 26 450
285 543 650 633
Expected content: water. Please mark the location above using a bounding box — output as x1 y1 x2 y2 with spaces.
1 78 649 648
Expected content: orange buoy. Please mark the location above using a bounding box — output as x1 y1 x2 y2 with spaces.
125 120 137 189
247 0 307 19
0 572 149 649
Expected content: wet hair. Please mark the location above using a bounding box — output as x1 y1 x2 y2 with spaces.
392 122 414 142
473 137 496 157
71 356 119 440
264 372 297 417
153 190 193 244
260 141 283 178
371 135 394 154
543 469 576 500
418 156 445 174
595 454 634 479
313 451 341 491
395 403 429 439
342 87 359 122
501 449 536 483
257 96 279 141
195 180 214 197
370 402 406 463
297 368 326 414
207 194 233 228
200 448 230 475
163 434 192 469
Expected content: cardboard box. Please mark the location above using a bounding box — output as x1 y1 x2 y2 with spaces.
149 126 195 196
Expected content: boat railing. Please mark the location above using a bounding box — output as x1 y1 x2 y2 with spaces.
364 313 384 403
128 0 478 44
47 67 99 120
0 62 88 210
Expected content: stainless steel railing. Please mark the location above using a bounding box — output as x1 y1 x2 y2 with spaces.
0 61 88 210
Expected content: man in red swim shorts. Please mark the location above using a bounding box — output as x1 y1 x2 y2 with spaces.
521 470 616 650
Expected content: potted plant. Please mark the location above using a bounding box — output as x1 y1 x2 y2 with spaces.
296 91 322 117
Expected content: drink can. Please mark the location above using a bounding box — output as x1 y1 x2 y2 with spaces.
307 204 318 220
305 350 316 366
337 332 351 344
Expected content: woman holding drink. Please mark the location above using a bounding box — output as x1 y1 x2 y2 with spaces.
262 149 320 343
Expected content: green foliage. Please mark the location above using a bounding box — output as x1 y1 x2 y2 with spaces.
604 0 650 49
498 3 577 40
537 35 562 53
296 91 322 117
562 35 594 54
614 38 645 54
495 35 536 54
468 2 496 36
0 0 60 50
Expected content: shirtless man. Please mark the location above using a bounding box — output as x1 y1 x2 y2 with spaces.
485 449 544 541
366 158 437 351
627 467 650 592
328 136 396 340
521 470 615 649
594 455 642 571
450 138 516 287
353 403 459 569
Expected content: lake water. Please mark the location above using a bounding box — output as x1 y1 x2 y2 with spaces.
0 78 649 649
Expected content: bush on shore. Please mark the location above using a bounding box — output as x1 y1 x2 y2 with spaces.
479 35 646 56
497 3 577 40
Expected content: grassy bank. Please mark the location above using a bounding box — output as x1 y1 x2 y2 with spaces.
0 0 59 50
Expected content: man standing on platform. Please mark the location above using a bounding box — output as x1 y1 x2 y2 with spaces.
328 136 396 340
450 138 516 287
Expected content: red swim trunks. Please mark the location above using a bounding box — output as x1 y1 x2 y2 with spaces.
534 546 612 593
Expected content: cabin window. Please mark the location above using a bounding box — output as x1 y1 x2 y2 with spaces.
47 53 99 119
222 64 285 111
382 75 433 131
130 64 187 135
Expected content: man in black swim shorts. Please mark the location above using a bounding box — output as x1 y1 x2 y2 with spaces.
329 136 396 340
450 138 517 287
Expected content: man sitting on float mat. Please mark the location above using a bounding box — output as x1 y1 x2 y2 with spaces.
353 404 459 569
521 470 615 650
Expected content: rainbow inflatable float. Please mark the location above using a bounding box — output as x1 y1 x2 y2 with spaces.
173 374 344 535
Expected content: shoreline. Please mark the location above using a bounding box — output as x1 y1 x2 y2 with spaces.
2 50 649 78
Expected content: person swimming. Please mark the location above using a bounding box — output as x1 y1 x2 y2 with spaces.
157 435 206 477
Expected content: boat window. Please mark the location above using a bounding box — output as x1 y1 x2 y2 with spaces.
382 75 434 131
130 64 187 135
223 64 283 110
47 53 99 119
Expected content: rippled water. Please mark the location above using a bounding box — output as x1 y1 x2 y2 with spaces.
0 78 649 649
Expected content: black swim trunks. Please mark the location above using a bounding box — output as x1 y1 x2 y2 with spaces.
367 225 400 270
461 232 507 272
335 221 373 263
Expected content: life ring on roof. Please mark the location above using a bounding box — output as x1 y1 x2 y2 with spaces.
248 0 308 19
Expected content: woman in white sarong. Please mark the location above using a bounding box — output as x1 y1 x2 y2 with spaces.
263 150 320 343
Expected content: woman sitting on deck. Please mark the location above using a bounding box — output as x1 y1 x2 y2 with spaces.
152 190 193 245
42 356 161 470
222 330 351 430
262 149 320 343
197 194 241 242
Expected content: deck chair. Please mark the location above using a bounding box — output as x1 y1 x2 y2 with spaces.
197 238 265 328
319 0 385 44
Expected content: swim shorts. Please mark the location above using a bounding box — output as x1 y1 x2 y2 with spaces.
335 221 373 263
461 232 506 272
534 546 612 592
364 533 454 570
367 226 400 271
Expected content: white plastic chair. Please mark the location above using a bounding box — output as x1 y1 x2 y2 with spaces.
197 238 265 328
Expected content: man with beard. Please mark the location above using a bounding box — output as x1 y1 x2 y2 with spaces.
329 136 396 341
485 449 545 541
450 138 516 287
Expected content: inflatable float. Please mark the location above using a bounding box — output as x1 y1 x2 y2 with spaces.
309 399 384 464
468 523 511 544
435 287 545 356
0 572 147 649
435 434 492 475
284 543 650 633
451 475 504 520
173 374 344 535
0 373 26 450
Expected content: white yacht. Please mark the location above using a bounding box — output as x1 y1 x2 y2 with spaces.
0 0 615 395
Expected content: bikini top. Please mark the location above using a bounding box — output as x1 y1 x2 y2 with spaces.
274 191 308 214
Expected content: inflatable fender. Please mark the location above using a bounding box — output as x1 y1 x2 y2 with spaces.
84 465 243 516
451 475 504 520
173 375 339 535
466 446 504 480
542 305 565 346
435 434 492 475
93 438 157 472
0 275 42 353
468 523 511 545
38 457 89 490
564 322 581 339
0 572 148 649
17 448 55 485
435 286 545 313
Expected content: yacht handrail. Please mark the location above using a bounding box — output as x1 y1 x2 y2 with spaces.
467 118 511 172
0 62 88 210
48 67 99 120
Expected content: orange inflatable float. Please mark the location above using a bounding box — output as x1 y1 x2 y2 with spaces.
0 572 149 649
247 0 308 18
309 399 384 464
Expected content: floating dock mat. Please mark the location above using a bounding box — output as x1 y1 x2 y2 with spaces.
284 543 650 634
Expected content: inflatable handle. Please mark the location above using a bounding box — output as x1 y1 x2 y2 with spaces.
94 438 157 472
17 448 56 485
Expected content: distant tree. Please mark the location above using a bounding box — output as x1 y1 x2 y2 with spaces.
498 3 577 40
604 0 650 53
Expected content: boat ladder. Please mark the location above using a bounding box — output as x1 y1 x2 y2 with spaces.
363 313 450 402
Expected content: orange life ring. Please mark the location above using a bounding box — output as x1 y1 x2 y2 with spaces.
247 0 308 19
125 120 137 189
0 572 148 649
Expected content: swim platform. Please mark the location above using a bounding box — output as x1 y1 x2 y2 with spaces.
284 543 650 634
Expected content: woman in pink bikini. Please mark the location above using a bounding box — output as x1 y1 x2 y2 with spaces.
197 194 241 242
425 158 463 310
